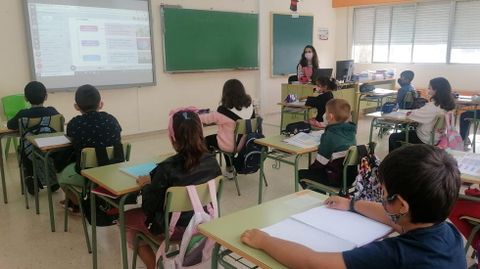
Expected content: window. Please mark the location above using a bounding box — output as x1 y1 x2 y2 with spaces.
451 0 480 64
352 0 480 64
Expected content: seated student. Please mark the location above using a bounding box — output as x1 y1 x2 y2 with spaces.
242 144 466 269
298 99 356 188
199 79 255 178
389 77 456 152
59 84 122 212
7 81 60 195
460 110 480 149
396 70 417 109
303 77 337 128
124 109 221 269
449 188 480 268
297 45 319 84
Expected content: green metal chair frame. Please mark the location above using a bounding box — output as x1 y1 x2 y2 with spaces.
18 115 64 209
300 145 360 196
465 115 480 153
62 143 131 253
131 176 224 269
460 216 480 254
214 117 266 196
430 114 446 145
2 94 29 158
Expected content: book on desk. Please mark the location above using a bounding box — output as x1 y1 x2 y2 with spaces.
283 131 323 148
34 135 71 148
262 206 392 252
119 162 157 179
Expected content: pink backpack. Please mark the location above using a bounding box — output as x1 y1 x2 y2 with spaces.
437 112 464 151
156 180 218 269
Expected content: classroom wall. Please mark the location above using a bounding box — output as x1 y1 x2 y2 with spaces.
335 7 480 92
0 0 259 135
259 0 338 115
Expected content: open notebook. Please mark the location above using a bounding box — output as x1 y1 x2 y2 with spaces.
119 162 157 178
450 151 480 177
283 130 323 148
262 206 392 252
34 135 70 148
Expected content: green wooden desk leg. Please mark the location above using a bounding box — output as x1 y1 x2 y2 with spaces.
369 118 376 144
294 155 301 192
91 184 98 269
258 147 267 204
45 151 55 232
211 243 220 269
0 134 7 204
119 194 130 269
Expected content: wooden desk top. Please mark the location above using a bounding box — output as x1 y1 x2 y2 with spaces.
255 134 318 155
199 190 327 269
81 154 173 196
26 132 71 152
277 101 313 109
0 128 18 135
366 110 414 124
455 96 480 106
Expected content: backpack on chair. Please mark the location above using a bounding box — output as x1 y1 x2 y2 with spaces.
233 118 265 174
353 143 383 202
156 181 218 269
437 112 463 151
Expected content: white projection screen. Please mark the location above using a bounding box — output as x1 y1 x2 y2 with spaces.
24 0 156 91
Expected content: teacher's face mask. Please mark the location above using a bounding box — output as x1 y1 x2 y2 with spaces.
305 52 314 60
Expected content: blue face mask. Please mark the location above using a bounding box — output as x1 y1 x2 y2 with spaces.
381 194 407 224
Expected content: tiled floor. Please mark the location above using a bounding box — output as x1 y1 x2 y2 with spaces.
0 114 474 268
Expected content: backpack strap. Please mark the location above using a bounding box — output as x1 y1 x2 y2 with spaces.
356 145 368 162
217 106 242 122
94 144 125 166
245 119 253 134
186 185 206 214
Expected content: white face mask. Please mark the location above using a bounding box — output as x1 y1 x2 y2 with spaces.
305 52 314 60
428 88 435 97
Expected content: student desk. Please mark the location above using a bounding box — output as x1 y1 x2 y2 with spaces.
81 154 171 269
366 111 415 144
199 190 327 269
27 132 71 232
277 101 313 132
254 135 318 204
0 127 19 204
355 87 397 124
455 96 480 152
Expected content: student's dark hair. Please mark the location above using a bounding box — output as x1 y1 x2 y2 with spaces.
75 84 101 112
299 45 319 69
430 77 455 111
400 70 415 83
171 111 209 171
378 144 460 224
24 81 47 105
221 79 252 110
317 77 337 91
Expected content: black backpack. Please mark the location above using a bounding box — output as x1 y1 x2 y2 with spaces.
19 116 58 162
233 118 265 174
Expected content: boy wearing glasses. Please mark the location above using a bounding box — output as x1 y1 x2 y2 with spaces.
242 144 466 269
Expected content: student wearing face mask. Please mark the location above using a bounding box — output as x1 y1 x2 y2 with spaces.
298 99 356 189
388 77 456 152
297 45 319 83
303 77 338 128
241 144 466 269
396 70 417 109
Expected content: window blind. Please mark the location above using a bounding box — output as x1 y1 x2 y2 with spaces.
373 6 392 62
451 0 480 63
389 5 415 62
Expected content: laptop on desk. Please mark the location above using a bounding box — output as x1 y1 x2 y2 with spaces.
312 68 333 82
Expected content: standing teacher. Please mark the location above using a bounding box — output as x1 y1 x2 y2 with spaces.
297 45 319 84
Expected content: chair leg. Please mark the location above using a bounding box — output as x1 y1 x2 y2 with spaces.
4 138 11 160
233 173 241 196
77 192 92 253
262 173 268 187
64 191 69 232
465 224 480 254
20 165 29 209
131 233 140 269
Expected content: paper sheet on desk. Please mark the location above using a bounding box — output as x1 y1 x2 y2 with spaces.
34 135 70 148
452 153 480 177
262 218 356 252
291 206 392 247
283 131 323 148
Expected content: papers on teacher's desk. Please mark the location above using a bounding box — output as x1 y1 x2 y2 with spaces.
34 135 70 148
283 131 323 148
262 206 392 252
450 151 480 177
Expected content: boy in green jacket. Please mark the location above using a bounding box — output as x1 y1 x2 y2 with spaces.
299 98 357 188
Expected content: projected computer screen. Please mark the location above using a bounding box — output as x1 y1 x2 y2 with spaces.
24 0 155 90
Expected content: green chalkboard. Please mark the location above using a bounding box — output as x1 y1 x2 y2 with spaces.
162 8 259 72
272 14 314 76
